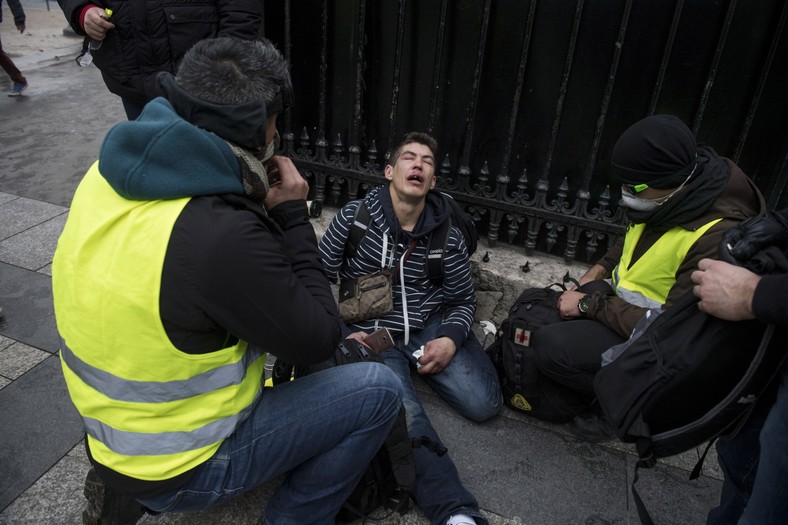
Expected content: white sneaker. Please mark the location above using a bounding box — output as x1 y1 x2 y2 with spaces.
446 514 477 525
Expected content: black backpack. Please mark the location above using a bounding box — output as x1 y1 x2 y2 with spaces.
346 192 477 282
593 290 787 525
485 278 613 422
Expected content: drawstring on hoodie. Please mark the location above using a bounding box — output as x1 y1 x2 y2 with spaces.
391 240 417 346
399 259 409 345
380 231 418 346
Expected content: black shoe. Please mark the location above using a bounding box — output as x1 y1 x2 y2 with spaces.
82 467 146 525
571 411 616 442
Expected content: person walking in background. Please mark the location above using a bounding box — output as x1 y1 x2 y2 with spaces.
57 0 262 119
1 0 28 96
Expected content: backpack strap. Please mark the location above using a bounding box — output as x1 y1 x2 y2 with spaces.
425 218 451 283
348 198 449 283
345 201 372 259
631 460 657 525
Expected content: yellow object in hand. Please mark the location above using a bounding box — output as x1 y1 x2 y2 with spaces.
103 8 113 19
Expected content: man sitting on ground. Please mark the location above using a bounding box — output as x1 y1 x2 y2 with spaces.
320 131 501 525
53 36 403 524
532 114 765 441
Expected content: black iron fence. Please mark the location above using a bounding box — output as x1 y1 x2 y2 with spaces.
263 0 788 263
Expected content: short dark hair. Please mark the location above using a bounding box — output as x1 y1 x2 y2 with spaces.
388 132 438 167
175 37 290 108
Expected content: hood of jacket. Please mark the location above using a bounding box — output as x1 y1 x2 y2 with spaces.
97 97 244 200
365 186 452 245
682 159 766 230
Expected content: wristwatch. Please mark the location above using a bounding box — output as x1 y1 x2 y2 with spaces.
577 294 592 317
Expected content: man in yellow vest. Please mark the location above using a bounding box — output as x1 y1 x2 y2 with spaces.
52 37 403 524
532 114 765 441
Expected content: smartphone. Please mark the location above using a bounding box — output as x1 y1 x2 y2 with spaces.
362 327 395 354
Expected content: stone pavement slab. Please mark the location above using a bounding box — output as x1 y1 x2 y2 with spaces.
0 355 84 511
0 262 60 352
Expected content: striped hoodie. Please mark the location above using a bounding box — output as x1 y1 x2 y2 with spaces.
319 185 476 347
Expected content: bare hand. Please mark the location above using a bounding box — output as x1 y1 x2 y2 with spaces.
417 337 456 375
16 23 25 33
691 258 760 321
578 263 608 287
263 156 308 210
83 7 115 41
345 331 369 344
558 290 584 319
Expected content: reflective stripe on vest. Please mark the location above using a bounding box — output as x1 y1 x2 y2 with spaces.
59 337 263 404
612 218 723 308
53 163 265 480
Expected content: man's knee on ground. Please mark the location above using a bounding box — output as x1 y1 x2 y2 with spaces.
451 376 503 423
460 397 502 424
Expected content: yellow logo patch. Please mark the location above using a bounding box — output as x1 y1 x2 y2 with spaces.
511 394 532 411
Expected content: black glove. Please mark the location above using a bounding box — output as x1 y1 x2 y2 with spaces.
719 210 788 265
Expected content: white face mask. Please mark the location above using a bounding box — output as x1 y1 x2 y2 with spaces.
620 190 661 212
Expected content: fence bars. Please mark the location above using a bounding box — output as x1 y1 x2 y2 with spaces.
282 1 664 264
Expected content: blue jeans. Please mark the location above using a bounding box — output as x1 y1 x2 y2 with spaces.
708 359 788 525
380 315 501 525
138 362 403 525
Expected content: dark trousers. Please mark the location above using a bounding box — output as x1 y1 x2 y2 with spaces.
708 360 788 525
532 319 625 396
0 32 26 84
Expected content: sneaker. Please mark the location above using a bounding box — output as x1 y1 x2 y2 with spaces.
8 82 27 97
447 515 477 525
82 467 146 525
571 411 616 442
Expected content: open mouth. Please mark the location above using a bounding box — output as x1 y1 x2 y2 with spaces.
407 174 424 184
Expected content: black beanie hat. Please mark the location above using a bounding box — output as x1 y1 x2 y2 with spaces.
612 114 697 189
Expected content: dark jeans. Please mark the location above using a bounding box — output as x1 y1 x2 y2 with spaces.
381 315 500 525
0 32 26 85
708 359 788 525
137 362 403 525
532 319 625 396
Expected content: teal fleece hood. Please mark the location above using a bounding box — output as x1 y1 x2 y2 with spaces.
98 98 244 200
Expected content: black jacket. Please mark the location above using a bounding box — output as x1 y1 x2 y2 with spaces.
83 98 342 497
58 0 262 105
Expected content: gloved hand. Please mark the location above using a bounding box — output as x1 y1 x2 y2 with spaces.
719 210 788 264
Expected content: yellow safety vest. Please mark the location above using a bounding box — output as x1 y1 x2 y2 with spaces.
612 219 722 308
52 163 265 481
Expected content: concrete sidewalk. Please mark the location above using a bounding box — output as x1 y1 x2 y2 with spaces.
0 22 724 525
